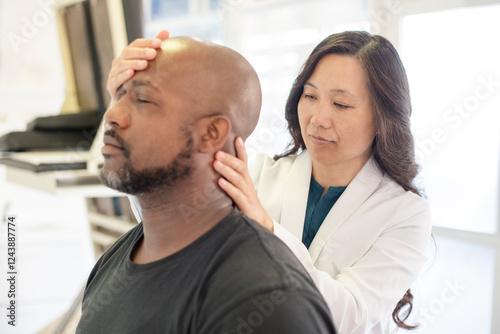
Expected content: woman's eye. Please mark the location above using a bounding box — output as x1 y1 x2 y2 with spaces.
304 94 316 100
334 102 349 109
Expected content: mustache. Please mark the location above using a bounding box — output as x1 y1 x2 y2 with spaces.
104 129 130 157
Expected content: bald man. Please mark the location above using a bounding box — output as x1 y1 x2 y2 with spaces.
76 37 336 334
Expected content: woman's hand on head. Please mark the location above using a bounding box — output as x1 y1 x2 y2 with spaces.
107 30 170 99
214 138 274 232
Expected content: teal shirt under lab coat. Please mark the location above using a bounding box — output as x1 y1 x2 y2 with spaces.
302 176 346 248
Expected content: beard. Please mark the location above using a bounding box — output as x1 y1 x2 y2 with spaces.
99 130 195 196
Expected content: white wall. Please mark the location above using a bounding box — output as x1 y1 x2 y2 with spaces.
0 0 66 136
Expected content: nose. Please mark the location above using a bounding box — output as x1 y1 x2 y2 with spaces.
310 100 332 129
103 100 131 130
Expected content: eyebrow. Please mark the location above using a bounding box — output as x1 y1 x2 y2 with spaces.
131 79 160 91
304 82 359 100
116 79 160 97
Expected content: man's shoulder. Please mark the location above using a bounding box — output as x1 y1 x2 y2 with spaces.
102 223 142 259
197 211 336 333
238 214 310 275
205 210 322 306
198 285 336 334
86 223 142 281
221 211 307 274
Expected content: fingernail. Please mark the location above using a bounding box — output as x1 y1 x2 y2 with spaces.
217 151 226 159
146 49 156 58
214 160 223 169
237 137 244 146
138 60 147 67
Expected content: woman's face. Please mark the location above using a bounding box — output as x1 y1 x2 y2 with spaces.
298 54 376 170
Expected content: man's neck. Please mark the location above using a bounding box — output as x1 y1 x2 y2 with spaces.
132 182 233 264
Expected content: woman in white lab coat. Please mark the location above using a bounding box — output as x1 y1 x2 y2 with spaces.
107 31 432 334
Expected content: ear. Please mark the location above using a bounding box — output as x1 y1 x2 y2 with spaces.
197 115 232 153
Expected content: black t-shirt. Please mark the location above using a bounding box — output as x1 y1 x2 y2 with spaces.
76 208 336 334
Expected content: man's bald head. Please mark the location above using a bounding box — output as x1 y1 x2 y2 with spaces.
101 37 261 197
147 37 262 141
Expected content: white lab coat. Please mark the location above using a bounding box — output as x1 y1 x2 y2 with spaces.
250 150 432 334
128 150 432 334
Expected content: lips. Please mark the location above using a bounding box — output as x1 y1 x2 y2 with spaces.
101 134 125 157
310 134 333 143
103 135 123 149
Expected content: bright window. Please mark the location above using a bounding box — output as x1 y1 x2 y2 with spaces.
400 4 500 234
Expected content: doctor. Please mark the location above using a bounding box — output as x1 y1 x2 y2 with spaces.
107 31 432 334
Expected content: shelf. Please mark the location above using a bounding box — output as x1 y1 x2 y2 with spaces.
5 166 121 197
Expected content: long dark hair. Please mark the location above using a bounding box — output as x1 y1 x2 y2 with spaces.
279 31 420 329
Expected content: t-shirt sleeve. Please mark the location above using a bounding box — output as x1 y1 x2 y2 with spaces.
200 288 337 334
81 224 141 300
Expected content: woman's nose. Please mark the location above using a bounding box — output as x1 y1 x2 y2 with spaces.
311 100 332 129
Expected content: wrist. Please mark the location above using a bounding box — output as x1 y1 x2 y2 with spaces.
264 215 274 232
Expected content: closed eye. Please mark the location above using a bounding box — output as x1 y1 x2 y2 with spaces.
304 93 316 100
135 95 157 106
134 98 160 108
334 102 350 109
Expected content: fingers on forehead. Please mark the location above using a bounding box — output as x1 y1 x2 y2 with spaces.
130 38 159 48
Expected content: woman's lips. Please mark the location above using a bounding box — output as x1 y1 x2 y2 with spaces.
309 134 332 145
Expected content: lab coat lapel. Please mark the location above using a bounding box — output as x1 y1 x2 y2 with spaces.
308 156 384 263
279 151 312 240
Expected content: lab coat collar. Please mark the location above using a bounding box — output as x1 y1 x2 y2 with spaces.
309 155 383 262
280 150 313 240
281 152 384 263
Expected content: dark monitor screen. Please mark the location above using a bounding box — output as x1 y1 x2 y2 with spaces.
60 0 144 116
63 1 101 112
